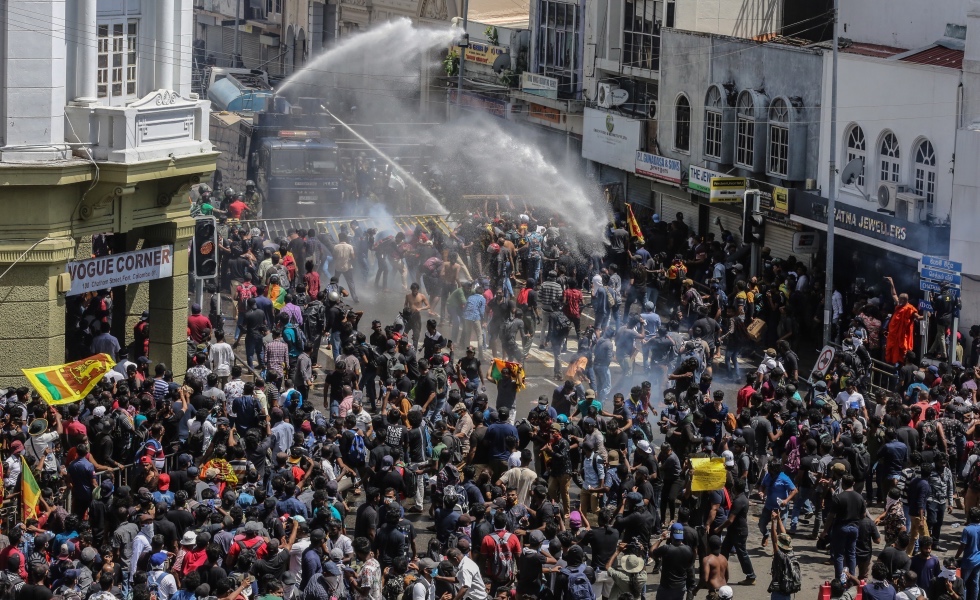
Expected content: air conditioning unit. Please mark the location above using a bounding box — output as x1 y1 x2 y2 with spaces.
646 99 658 119
895 191 926 222
597 83 619 108
876 182 905 212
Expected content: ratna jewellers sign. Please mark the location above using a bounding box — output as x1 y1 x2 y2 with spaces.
794 190 949 255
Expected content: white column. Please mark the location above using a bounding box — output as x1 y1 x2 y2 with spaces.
76 0 98 102
156 0 175 90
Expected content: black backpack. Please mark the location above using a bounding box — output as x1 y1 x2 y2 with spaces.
302 301 325 339
851 443 871 479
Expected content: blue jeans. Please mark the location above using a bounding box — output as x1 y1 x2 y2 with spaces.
831 522 859 581
646 286 660 307
501 275 514 298
964 562 980 600
245 336 264 368
724 346 740 378
771 593 792 600
594 364 611 402
426 396 447 422
759 505 789 541
330 330 342 360
791 487 815 527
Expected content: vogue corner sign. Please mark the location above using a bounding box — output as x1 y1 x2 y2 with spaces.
66 245 174 296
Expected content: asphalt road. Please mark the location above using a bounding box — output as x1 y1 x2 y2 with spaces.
215 272 967 598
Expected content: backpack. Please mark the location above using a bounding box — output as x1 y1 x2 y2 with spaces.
402 579 429 600
302 301 325 339
606 286 618 307
724 412 737 433
147 571 167 596
0 571 22 600
553 312 572 337
785 445 801 474
809 423 833 447
488 532 517 583
346 428 368 465
851 443 871 480
431 366 448 397
771 550 803 595
516 288 530 307
421 423 434 460
445 434 463 464
285 323 307 356
562 563 596 600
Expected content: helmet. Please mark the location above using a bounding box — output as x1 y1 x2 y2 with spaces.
198 184 212 194
327 291 341 304
488 243 500 254
224 187 235 198
245 180 255 189
200 191 212 202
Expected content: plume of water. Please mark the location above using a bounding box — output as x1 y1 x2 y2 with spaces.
424 113 608 244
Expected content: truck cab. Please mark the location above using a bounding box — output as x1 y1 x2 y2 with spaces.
254 131 342 218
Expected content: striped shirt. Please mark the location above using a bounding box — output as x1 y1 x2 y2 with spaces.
265 340 289 376
537 281 563 311
152 378 169 401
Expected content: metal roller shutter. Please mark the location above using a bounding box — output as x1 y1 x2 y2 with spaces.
627 175 654 209
205 25 225 65
241 31 262 69
764 222 799 263
221 27 237 66
708 204 743 242
659 193 700 236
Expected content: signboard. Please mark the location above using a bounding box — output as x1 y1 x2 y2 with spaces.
527 102 562 125
635 151 682 184
65 245 174 296
793 191 950 255
920 279 961 296
772 186 789 214
520 72 559 99
450 90 514 119
463 41 507 65
919 300 934 312
920 267 961 286
921 256 962 273
709 177 747 203
690 457 727 491
689 165 724 194
581 108 645 172
792 231 821 253
812 345 836 378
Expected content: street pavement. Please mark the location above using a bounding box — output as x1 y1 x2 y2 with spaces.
217 275 967 599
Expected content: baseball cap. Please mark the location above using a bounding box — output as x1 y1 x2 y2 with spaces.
150 553 168 568
718 586 734 599
529 530 546 545
157 473 171 491
636 440 652 453
670 523 685 539
722 450 735 467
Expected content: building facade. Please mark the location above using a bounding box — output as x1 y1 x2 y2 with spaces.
0 0 215 386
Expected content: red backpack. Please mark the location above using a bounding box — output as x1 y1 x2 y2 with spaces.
516 288 530 307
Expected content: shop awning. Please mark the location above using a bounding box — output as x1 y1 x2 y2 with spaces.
790 214 924 260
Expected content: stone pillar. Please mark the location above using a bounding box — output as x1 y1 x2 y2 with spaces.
1 0 69 161
75 0 98 102
156 0 176 91
144 216 194 378
0 239 75 388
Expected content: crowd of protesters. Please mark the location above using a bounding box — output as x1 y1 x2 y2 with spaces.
10 198 980 600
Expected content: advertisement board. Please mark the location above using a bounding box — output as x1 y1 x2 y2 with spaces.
635 151 682 184
581 108 644 172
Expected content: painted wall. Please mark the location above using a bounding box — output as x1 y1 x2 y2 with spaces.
673 0 783 39
815 53 959 221
657 29 823 182
839 0 966 50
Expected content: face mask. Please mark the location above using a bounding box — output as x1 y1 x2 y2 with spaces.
678 409 690 419
384 497 394 504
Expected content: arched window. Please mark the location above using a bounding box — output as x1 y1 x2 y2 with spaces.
845 125 866 188
879 131 900 184
735 91 756 168
913 139 937 205
767 99 790 177
674 95 691 152
704 86 723 160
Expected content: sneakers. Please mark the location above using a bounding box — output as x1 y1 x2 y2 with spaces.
737 578 756 586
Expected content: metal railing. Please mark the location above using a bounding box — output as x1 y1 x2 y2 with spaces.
236 214 453 242
827 341 898 398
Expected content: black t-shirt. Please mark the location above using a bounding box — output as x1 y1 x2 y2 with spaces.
728 492 750 536
516 549 549 593
879 545 911 573
244 309 266 341
798 455 817 489
384 424 406 449
374 523 407 567
470 426 491 464
16 585 53 600
856 517 880 563
580 526 620 569
830 490 866 524
405 427 426 464
652 544 695 590
354 503 379 539
166 507 194 533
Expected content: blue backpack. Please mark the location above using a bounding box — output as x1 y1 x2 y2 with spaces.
421 423 434 460
562 564 596 600
347 429 367 465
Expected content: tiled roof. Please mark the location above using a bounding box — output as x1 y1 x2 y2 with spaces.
900 46 964 69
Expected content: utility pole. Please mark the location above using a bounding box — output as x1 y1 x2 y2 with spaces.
456 0 470 109
234 0 242 66
822 0 840 346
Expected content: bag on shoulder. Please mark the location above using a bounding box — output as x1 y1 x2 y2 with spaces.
488 531 516 583
771 551 802 594
562 563 596 600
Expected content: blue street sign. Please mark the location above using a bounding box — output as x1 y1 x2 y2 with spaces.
920 267 962 286
919 300 934 312
920 279 961 296
921 255 963 273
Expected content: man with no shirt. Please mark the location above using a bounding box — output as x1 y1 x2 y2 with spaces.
701 535 729 594
404 283 430 348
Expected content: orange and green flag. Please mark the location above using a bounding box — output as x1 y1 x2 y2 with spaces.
21 456 40 520
626 203 645 245
22 353 115 405
488 358 527 391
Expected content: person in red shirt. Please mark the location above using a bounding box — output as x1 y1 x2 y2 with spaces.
176 532 209 576
64 404 87 445
563 280 584 339
0 526 29 579
226 196 249 220
187 303 212 345
303 259 321 297
736 373 756 415
226 521 269 568
480 511 522 586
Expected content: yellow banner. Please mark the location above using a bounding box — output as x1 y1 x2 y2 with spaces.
690 457 728 491
22 353 116 405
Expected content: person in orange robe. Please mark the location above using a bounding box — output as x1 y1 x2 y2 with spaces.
884 276 922 365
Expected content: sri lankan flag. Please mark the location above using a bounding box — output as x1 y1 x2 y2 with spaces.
626 203 645 245
488 358 527 391
21 457 40 520
22 353 115 405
